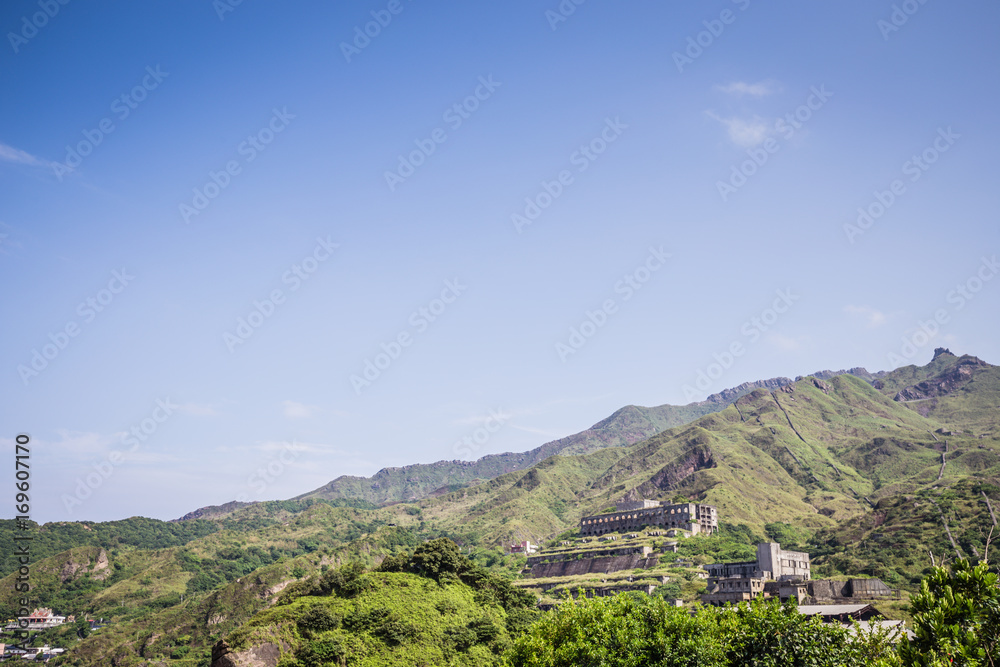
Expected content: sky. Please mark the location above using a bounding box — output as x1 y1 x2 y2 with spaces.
2 0 998 524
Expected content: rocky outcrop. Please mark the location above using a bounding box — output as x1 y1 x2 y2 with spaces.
894 355 989 402
700 378 793 405
649 446 716 491
211 641 284 667
799 367 887 384
92 549 111 581
59 559 83 583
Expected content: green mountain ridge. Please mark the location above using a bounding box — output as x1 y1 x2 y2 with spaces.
13 349 1000 666
179 369 881 521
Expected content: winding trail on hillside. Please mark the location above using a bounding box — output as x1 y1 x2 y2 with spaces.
937 441 948 480
733 399 746 423
772 393 808 444
983 491 998 527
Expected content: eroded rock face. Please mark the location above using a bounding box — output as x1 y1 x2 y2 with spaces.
650 446 716 491
93 548 111 581
701 378 793 405
60 560 83 583
211 640 283 667
894 355 988 402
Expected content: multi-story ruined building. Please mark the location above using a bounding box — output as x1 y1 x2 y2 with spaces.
579 499 718 537
702 543 871 606
704 542 811 583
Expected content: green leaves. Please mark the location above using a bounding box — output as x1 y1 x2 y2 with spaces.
502 596 901 667
899 559 1000 667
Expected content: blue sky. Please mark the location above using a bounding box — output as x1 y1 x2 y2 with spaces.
2 0 998 523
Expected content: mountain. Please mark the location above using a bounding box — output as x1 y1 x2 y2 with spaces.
375 351 1000 546
16 350 1000 666
287 371 881 510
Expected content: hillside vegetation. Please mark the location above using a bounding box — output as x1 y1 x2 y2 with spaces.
15 350 999 665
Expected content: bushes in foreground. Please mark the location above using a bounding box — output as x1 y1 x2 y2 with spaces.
504 558 1000 667
502 594 901 667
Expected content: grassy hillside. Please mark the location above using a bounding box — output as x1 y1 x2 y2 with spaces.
21 351 1000 665
399 370 995 545
212 539 536 667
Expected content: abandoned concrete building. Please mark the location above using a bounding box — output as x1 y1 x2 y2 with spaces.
580 499 718 537
705 542 812 583
701 543 897 606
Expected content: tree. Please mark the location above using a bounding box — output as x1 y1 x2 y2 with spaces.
898 558 1000 666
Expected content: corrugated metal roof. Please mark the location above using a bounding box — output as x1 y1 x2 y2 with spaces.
797 604 872 615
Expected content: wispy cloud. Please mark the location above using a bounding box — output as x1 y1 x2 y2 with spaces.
282 400 320 419
715 80 779 97
452 409 513 427
706 111 771 148
509 424 567 439
0 141 51 168
844 305 889 328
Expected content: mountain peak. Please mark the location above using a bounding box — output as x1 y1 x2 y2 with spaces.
933 347 955 359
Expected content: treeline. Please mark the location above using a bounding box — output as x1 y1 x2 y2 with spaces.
0 517 219 577
0 498 383 578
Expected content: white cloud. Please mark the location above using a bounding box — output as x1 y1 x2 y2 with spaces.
0 142 51 168
715 81 779 97
282 400 320 418
706 111 771 148
844 305 889 328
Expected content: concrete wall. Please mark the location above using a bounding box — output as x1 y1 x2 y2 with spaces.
526 546 651 567
580 502 718 537
529 555 660 579
756 543 810 582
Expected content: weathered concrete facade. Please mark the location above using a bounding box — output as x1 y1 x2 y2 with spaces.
701 543 896 607
529 554 660 579
580 500 718 537
704 542 810 583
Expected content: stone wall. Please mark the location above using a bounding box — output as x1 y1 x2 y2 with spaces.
530 555 660 579
526 546 650 567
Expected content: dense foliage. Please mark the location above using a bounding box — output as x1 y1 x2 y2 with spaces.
221 539 539 666
898 559 1000 666
502 594 901 667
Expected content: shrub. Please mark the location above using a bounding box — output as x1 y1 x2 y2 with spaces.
297 604 341 637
